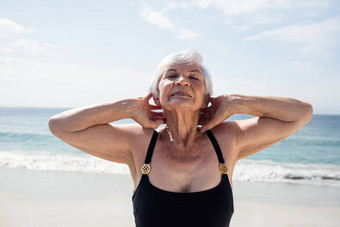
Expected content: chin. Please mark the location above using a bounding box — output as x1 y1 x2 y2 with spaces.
163 100 201 111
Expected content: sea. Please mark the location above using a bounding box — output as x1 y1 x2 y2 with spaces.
0 107 339 187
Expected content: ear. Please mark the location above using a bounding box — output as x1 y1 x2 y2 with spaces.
201 94 210 109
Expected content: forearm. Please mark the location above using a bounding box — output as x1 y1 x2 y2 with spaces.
229 94 313 123
49 99 136 133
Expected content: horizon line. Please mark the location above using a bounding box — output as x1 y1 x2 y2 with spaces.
0 105 338 116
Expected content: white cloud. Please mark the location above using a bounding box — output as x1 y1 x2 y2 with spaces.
0 18 34 39
1 39 59 54
216 0 270 16
211 60 340 114
192 0 332 16
140 5 174 29
0 18 60 55
139 2 200 40
137 0 335 36
177 28 199 39
193 0 271 15
163 2 179 12
0 56 152 107
191 0 333 26
244 17 340 55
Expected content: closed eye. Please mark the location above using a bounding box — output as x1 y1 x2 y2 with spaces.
167 74 178 78
189 76 199 80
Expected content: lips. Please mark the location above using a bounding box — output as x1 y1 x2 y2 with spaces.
171 91 192 97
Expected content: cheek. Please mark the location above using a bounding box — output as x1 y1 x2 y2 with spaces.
194 86 206 106
158 80 172 95
157 82 167 105
193 84 205 97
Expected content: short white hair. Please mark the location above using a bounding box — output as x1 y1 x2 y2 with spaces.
149 49 213 98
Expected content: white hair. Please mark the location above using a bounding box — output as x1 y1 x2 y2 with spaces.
149 49 213 98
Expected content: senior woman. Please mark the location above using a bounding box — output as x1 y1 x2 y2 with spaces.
49 49 313 227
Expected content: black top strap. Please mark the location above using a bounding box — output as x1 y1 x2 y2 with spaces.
206 130 225 163
144 130 158 164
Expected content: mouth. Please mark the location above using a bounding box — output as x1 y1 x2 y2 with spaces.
171 91 192 97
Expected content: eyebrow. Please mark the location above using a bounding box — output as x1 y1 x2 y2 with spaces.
165 69 202 74
189 70 202 74
165 69 177 73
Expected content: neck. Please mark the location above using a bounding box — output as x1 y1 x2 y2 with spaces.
162 109 203 148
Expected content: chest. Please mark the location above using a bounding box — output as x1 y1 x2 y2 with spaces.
147 140 224 193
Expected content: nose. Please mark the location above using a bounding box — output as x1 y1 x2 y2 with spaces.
174 74 190 86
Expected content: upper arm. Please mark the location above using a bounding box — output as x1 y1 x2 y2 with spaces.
49 120 140 164
231 116 310 160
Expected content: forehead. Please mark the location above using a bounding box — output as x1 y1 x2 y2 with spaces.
164 62 202 73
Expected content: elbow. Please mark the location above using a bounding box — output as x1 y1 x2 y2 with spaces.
48 116 61 135
306 102 313 120
302 102 313 125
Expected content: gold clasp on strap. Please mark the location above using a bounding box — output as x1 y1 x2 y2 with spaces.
219 163 228 175
141 164 151 175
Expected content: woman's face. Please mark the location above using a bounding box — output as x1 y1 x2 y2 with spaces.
157 62 207 111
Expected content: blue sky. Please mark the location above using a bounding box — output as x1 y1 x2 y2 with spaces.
0 0 339 114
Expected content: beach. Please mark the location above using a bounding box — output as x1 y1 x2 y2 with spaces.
1 108 339 226
1 167 339 227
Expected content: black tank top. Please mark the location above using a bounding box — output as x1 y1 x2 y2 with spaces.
132 130 234 227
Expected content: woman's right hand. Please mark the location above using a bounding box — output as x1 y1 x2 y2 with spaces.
130 93 165 129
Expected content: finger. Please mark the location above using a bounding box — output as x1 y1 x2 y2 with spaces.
200 119 217 132
155 119 165 125
152 116 165 121
144 93 153 101
200 125 207 132
146 119 164 128
152 112 165 117
149 104 163 110
142 120 158 129
209 96 217 104
200 124 209 132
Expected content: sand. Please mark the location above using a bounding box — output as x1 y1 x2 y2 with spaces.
1 167 339 227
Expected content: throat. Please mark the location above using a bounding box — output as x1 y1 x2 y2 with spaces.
162 126 203 148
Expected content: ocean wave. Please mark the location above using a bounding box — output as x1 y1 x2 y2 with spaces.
1 151 339 186
234 159 340 186
0 151 129 174
0 131 52 142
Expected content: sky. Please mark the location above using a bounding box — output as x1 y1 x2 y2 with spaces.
0 0 339 114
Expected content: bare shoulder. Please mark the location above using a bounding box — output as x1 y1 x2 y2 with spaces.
116 124 156 159
125 124 156 153
122 124 158 180
208 121 239 160
209 121 240 144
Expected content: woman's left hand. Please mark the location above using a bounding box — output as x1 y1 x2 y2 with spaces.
199 95 234 132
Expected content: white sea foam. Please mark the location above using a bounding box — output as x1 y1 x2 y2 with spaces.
0 151 129 174
234 159 340 186
1 151 339 186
